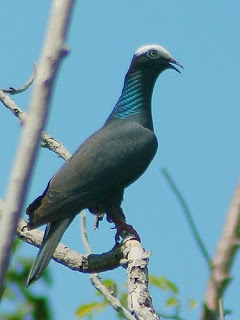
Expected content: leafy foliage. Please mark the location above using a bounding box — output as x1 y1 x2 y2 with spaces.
149 274 179 294
1 239 52 320
75 275 199 320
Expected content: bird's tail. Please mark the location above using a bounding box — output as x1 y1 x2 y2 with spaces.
26 216 74 287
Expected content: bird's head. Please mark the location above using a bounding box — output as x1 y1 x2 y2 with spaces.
130 44 183 74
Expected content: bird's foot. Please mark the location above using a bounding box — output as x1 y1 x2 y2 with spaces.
26 221 33 231
113 218 141 243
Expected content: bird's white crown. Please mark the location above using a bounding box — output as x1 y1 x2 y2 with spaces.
135 44 173 60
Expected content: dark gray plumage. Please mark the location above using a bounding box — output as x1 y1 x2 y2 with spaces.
26 44 182 286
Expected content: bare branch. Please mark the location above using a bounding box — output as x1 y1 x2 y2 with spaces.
81 212 92 255
1 64 37 95
162 168 212 268
219 299 225 320
41 131 71 161
0 88 71 161
0 89 26 122
122 238 161 320
0 0 76 299
201 183 240 320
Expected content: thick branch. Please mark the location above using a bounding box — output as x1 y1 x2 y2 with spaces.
81 213 161 320
0 0 75 299
122 238 161 320
201 183 240 320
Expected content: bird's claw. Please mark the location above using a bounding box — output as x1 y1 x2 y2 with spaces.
114 220 141 243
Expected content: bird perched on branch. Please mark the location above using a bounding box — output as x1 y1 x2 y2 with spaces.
26 44 182 286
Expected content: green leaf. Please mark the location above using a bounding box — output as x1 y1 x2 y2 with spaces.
2 286 16 300
75 302 106 318
120 292 128 309
149 275 179 294
188 298 199 309
103 279 118 296
224 309 233 315
166 296 179 307
12 239 21 253
95 279 118 297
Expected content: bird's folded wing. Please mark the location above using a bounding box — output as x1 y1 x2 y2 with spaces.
27 122 157 227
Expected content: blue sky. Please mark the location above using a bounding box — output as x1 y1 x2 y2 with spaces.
1 1 240 319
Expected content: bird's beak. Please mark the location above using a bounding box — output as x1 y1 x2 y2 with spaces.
169 59 183 74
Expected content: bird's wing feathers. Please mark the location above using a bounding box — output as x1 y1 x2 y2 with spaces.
27 121 157 227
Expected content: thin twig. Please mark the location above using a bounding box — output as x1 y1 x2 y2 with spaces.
0 90 71 161
80 212 92 255
1 64 37 95
162 168 212 268
41 132 71 160
201 182 240 320
80 212 135 320
89 275 136 320
219 299 225 320
0 0 76 300
0 88 25 120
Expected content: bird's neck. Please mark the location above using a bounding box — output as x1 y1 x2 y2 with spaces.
107 68 160 130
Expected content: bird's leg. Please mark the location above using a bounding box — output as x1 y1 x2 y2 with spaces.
106 207 141 243
93 213 104 230
114 217 141 243
88 206 105 230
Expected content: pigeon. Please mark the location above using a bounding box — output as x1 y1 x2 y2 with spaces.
26 44 182 286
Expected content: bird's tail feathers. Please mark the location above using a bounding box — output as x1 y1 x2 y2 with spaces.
26 216 74 287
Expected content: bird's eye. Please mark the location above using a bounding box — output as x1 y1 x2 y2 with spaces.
147 49 158 59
